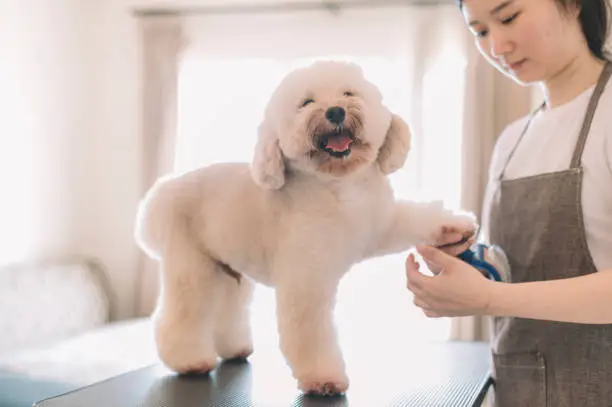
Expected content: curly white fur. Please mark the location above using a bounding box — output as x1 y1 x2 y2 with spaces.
134 60 477 396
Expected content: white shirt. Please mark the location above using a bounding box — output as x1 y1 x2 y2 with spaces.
481 80 612 272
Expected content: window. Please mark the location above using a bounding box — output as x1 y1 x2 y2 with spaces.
174 6 467 352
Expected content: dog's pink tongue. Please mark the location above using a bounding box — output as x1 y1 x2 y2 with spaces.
327 134 352 151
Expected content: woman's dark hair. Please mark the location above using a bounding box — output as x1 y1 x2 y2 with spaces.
456 0 611 60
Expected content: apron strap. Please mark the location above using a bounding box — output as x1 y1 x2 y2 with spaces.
498 102 544 181
570 60 612 168
499 60 612 180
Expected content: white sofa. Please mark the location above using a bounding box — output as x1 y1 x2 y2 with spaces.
0 257 158 406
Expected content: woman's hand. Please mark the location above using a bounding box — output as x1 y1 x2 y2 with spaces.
428 227 476 275
405 245 495 318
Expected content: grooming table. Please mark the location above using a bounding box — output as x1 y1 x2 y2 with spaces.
35 340 492 406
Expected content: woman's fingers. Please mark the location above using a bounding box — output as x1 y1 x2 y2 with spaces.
422 237 474 275
436 230 464 246
424 259 442 275
439 237 476 257
413 297 430 309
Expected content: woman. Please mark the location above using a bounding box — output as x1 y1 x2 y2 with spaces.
405 0 612 406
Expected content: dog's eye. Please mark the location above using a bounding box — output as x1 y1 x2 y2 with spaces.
343 91 354 97
301 99 314 107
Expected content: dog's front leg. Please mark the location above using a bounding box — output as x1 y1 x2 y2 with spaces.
373 200 477 256
273 259 349 396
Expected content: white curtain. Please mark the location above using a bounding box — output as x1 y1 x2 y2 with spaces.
134 15 187 316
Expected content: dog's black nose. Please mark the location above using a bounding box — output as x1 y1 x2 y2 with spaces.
325 106 346 124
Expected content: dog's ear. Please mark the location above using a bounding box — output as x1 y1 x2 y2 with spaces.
377 113 412 175
251 121 286 190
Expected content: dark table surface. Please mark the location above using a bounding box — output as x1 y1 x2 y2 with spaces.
35 340 492 407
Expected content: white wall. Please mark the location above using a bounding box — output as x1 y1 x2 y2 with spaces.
1 0 81 263
0 0 143 320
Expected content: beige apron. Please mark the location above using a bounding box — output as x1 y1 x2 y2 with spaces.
487 61 612 407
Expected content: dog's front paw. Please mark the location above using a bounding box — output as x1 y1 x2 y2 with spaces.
429 212 478 246
298 370 350 397
153 311 218 375
300 379 349 397
288 351 349 396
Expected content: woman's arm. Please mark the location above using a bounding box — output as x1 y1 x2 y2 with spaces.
488 270 612 324
405 245 612 324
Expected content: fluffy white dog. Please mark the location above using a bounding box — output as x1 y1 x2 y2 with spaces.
134 60 476 396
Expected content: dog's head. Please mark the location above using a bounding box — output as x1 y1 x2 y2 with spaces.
251 60 412 190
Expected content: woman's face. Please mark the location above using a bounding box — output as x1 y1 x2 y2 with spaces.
461 0 583 84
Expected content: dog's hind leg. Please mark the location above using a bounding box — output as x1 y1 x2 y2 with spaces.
213 269 256 361
152 234 221 375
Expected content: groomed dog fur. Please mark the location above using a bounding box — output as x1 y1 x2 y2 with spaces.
134 60 477 396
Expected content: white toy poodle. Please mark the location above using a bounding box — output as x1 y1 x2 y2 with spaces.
134 60 477 396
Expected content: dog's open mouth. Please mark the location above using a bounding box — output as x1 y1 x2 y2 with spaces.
317 128 355 158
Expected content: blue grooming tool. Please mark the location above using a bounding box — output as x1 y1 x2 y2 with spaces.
458 244 503 282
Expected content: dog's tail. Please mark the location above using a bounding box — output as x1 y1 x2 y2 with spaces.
134 175 187 261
